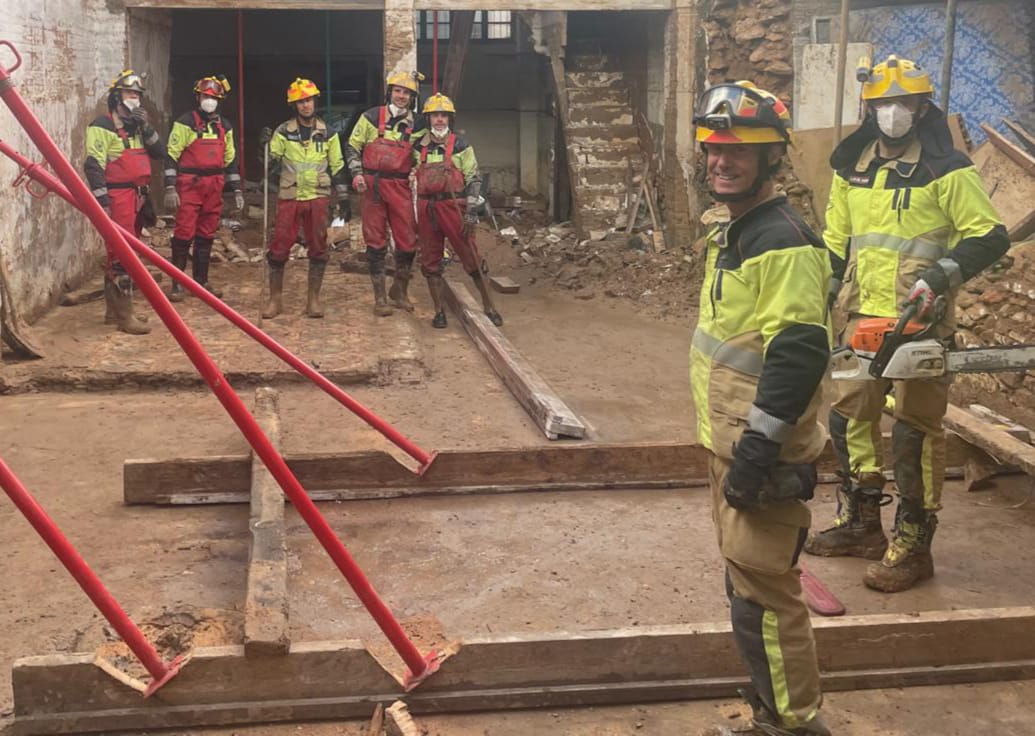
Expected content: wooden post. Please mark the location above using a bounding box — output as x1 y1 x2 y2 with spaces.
441 11 475 100
833 0 850 143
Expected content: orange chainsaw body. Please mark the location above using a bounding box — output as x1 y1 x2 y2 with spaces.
850 317 928 355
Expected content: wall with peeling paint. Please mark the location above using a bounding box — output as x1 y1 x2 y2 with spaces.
0 1 172 324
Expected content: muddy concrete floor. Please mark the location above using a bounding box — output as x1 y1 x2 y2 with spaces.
1 231 1034 734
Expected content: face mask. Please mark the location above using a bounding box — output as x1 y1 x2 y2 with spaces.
122 97 141 112
432 125 450 138
200 98 218 113
875 102 914 139
389 103 410 118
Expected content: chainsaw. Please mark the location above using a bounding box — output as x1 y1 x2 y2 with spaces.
832 303 1035 381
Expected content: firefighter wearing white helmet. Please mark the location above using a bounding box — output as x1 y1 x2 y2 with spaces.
806 55 1009 594
412 93 501 329
346 71 428 316
690 80 833 736
84 69 166 335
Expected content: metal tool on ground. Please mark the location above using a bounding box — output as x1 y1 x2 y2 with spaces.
0 455 184 695
0 138 435 474
832 303 1035 381
0 40 443 688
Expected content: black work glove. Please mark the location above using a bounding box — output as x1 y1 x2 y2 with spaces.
130 107 152 133
763 463 817 504
723 429 781 511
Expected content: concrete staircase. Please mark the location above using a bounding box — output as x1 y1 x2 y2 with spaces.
564 48 642 237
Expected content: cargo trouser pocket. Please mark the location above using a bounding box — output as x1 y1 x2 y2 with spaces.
719 499 811 576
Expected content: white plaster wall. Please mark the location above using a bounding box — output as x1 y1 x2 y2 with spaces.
795 42 872 130
0 0 128 322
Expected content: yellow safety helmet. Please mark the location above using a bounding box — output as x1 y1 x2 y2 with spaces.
286 78 320 104
423 93 456 115
194 75 231 99
386 70 424 95
109 69 146 94
693 81 791 145
858 55 934 100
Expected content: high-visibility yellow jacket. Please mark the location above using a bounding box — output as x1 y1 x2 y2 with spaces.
84 113 165 206
269 117 345 201
164 109 240 190
825 112 1009 329
412 132 482 198
346 106 427 179
691 195 832 463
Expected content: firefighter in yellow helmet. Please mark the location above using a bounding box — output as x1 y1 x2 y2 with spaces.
84 69 166 335
163 75 240 301
690 81 833 736
262 78 347 319
805 55 1009 593
413 93 501 328
346 71 427 316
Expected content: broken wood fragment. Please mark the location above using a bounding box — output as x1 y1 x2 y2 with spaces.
58 287 104 307
1003 118 1035 158
945 404 1035 478
981 123 1035 177
367 703 385 736
385 700 424 736
489 275 520 294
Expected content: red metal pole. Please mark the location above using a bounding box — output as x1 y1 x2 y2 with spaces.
432 12 439 94
237 10 246 182
0 456 182 695
0 139 434 472
0 41 437 685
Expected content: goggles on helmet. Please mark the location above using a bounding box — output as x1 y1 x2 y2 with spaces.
693 84 790 142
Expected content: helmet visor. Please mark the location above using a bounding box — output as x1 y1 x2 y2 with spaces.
693 84 788 139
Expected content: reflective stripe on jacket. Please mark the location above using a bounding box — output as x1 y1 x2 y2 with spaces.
690 196 831 463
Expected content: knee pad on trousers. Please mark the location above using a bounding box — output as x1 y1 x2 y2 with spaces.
892 421 927 505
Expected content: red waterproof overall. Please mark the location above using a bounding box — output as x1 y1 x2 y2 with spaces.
416 134 481 275
174 112 227 241
106 124 152 272
360 106 416 253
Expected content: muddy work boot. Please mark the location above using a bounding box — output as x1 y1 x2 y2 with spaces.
306 258 327 318
469 271 503 326
864 503 936 593
192 237 223 298
168 237 191 302
370 274 393 317
261 261 285 319
104 275 151 335
804 479 888 560
710 690 831 736
426 273 447 328
388 251 416 311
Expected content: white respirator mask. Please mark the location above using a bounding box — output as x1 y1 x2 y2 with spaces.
388 103 407 118
122 97 141 112
875 102 914 140
432 125 450 139
200 98 218 113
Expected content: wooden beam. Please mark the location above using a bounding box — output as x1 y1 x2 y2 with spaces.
441 11 475 101
981 123 1035 177
244 388 290 657
1004 119 1035 158
1007 208 1035 243
122 432 996 505
441 276 587 439
12 608 1035 734
945 404 1035 477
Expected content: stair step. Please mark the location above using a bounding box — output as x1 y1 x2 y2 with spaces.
582 194 625 211
565 54 620 73
568 123 639 141
567 144 641 165
565 71 626 89
568 88 630 107
568 105 633 127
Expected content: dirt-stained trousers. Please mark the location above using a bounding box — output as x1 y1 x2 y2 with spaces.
709 454 823 729
360 175 417 253
830 317 949 512
267 197 330 264
173 173 225 241
418 197 482 276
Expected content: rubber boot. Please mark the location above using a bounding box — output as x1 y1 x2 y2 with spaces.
262 261 285 319
388 251 416 311
192 237 223 298
804 481 888 560
470 271 503 326
306 258 327 318
426 273 447 328
169 237 191 302
864 502 936 593
366 246 393 317
104 275 151 335
712 689 831 736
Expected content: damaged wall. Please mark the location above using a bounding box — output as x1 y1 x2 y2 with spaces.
0 0 159 323
703 0 794 101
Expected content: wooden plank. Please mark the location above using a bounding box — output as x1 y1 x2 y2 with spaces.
1008 208 1035 243
1004 119 1035 158
441 11 475 101
945 404 1035 477
981 123 1035 177
489 276 520 294
122 432 992 505
12 608 1035 734
971 137 1035 236
441 276 586 439
244 388 290 657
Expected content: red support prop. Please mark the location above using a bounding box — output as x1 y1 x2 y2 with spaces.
0 456 183 696
0 41 439 686
0 145 434 473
